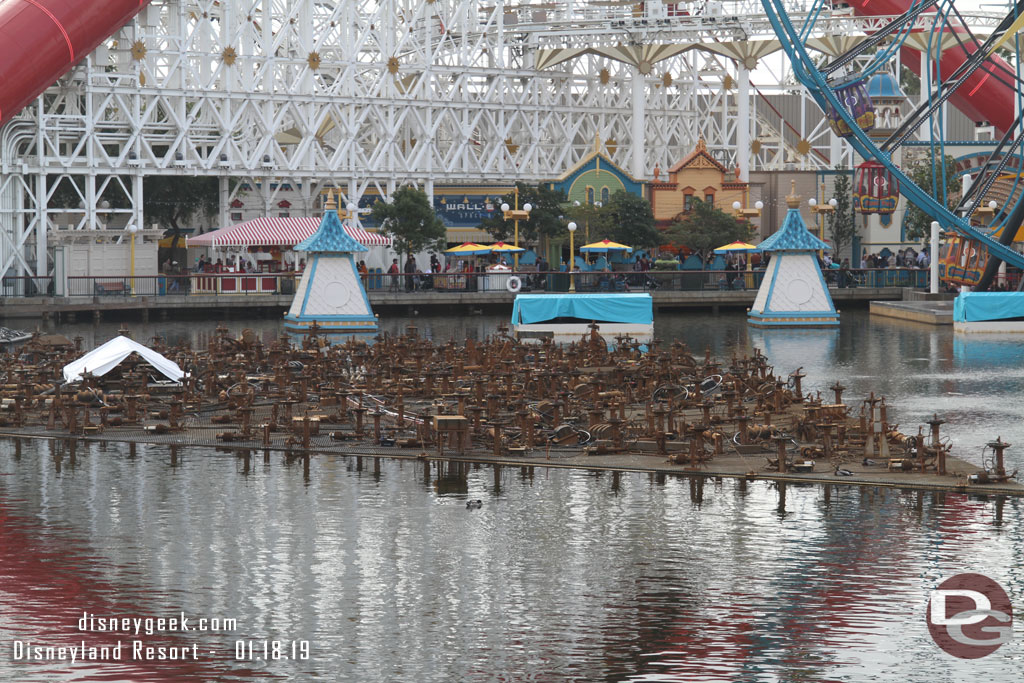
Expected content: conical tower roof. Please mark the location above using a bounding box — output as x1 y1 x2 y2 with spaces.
294 193 369 253
756 182 831 253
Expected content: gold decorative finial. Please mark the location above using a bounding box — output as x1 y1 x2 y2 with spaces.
325 190 337 212
786 179 800 209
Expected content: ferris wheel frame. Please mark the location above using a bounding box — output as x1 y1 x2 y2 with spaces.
761 0 1024 271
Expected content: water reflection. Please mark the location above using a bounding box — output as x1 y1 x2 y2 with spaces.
0 440 1021 681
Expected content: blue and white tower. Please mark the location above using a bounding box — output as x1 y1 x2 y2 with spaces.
284 193 379 338
748 183 838 328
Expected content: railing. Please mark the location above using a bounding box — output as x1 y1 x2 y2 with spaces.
66 274 300 297
0 267 935 300
359 267 933 293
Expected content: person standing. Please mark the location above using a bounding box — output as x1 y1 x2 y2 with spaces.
404 254 417 291
387 258 400 291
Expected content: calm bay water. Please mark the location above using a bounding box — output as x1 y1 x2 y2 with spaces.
1 309 1022 681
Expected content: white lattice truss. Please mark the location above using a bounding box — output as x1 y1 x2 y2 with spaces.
0 0 1009 279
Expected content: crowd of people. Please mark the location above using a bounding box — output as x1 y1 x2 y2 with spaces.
858 247 929 270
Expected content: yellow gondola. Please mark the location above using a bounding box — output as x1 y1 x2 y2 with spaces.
938 233 988 287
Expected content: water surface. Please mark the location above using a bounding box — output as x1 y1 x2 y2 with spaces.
0 308 1021 681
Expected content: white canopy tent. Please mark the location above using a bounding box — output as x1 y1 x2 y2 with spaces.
62 336 185 384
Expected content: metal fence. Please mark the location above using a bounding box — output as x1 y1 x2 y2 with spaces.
0 267 934 299
360 268 932 293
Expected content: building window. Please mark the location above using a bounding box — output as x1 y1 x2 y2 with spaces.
601 187 610 203
705 193 714 206
684 194 694 212
586 186 595 204
278 212 290 218
230 212 243 222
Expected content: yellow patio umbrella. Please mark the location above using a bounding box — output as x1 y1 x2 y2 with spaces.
713 240 759 254
445 242 492 255
579 238 633 253
486 241 525 253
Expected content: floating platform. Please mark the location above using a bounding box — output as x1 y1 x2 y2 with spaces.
954 291 1024 333
4 430 1021 497
511 293 653 344
2 324 1019 498
870 299 953 325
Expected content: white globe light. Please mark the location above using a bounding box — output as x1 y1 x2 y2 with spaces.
523 202 532 212
567 221 577 232
99 200 111 210
732 201 742 210
501 203 510 212
128 224 140 233
989 200 998 209
346 202 357 212
754 201 764 210
829 198 838 207
808 198 818 207
573 200 580 206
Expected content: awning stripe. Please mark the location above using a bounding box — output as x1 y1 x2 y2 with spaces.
187 217 390 247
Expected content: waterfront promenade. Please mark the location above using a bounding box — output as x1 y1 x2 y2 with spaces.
0 284 909 320
0 268 926 320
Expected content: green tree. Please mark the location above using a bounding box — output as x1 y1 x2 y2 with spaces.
477 182 566 247
370 186 446 259
599 190 661 248
903 153 960 241
827 171 857 261
143 176 218 250
661 198 752 262
564 200 603 244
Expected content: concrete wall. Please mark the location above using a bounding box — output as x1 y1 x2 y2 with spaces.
64 234 159 277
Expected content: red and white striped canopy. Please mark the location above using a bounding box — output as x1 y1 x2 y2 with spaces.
187 217 390 248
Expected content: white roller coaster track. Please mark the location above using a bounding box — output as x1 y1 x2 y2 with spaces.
0 0 1007 280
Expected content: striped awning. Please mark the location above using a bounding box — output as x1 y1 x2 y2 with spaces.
187 217 390 248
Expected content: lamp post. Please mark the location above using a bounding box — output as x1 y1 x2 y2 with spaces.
731 200 764 288
128 223 140 294
809 195 837 259
567 221 578 292
731 200 764 220
501 193 532 270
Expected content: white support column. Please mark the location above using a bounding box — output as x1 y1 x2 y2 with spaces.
930 221 939 294
736 62 750 183
631 64 645 179
218 176 230 228
35 172 47 279
133 173 144 231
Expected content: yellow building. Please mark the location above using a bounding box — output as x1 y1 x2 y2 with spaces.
650 137 749 227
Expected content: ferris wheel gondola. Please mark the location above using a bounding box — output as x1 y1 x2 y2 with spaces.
761 0 1024 287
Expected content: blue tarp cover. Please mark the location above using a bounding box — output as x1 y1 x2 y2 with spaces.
953 292 1024 322
511 293 653 325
